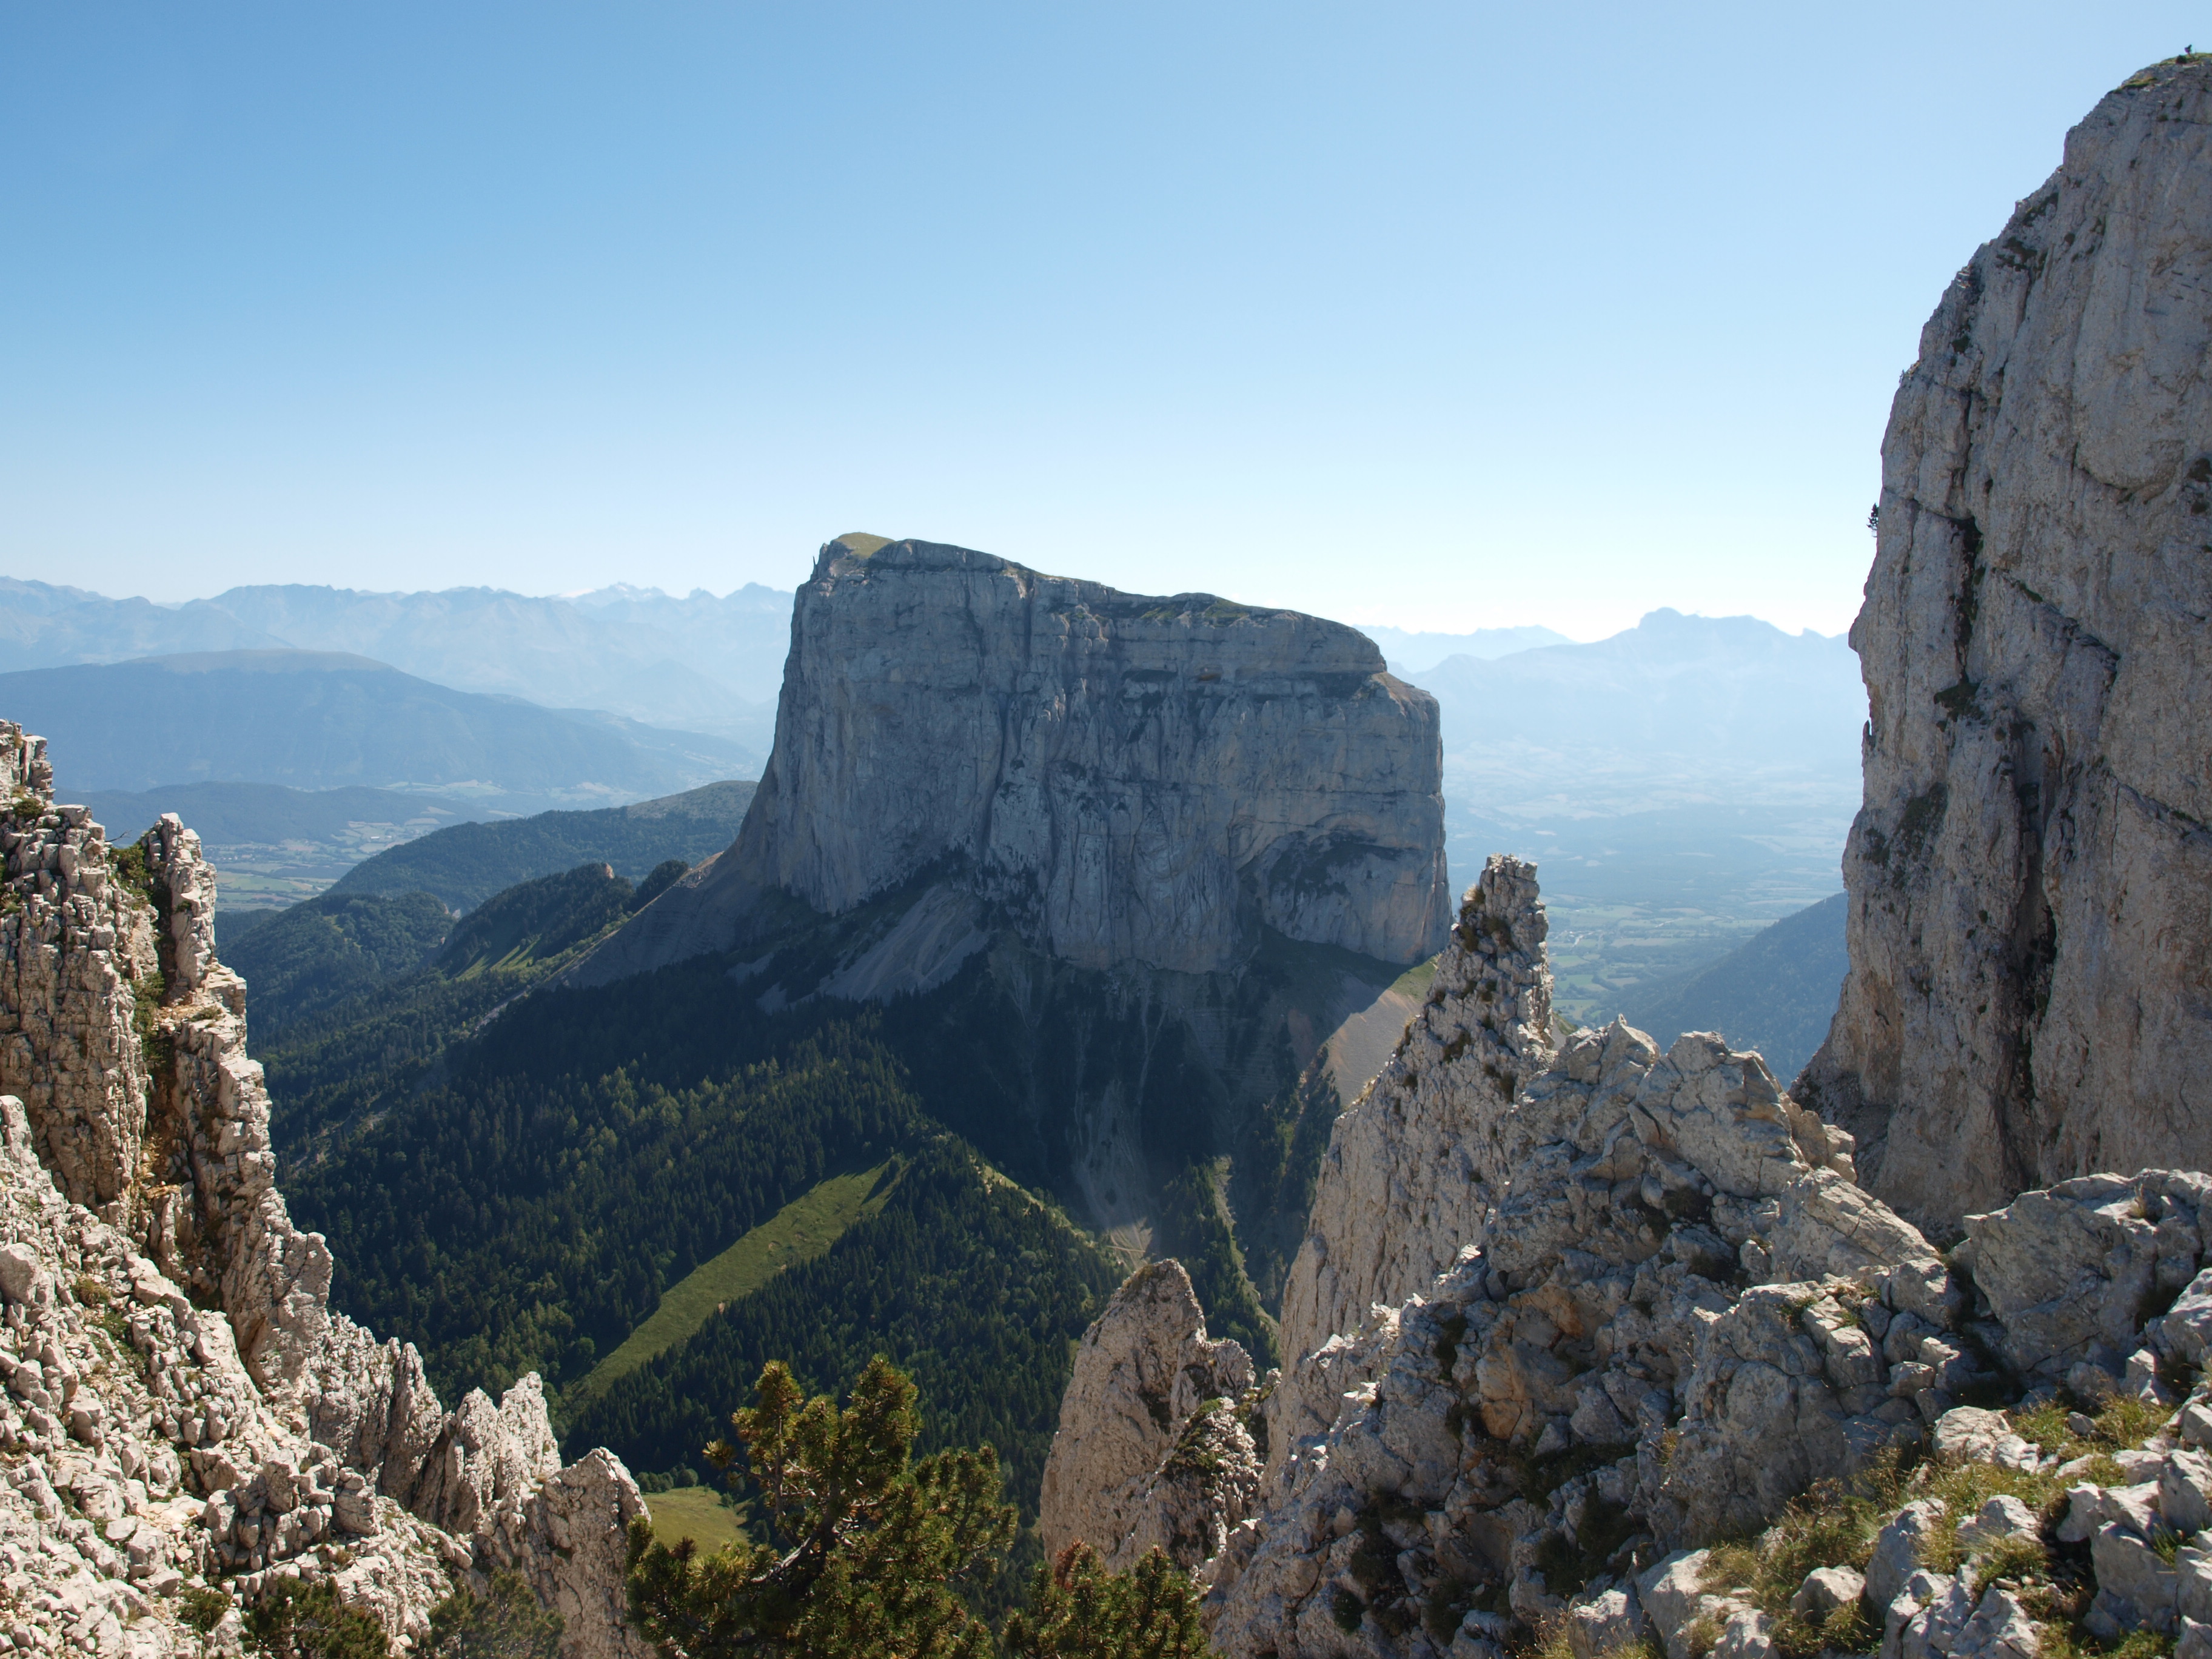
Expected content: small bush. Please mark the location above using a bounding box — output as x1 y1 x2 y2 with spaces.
244 1577 390 1659
1331 1588 1364 1635
179 1586 232 1635
425 1571 563 1659
110 842 156 907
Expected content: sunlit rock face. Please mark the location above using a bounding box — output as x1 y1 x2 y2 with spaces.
1799 56 2212 1235
0 720 646 1658
572 534 1450 985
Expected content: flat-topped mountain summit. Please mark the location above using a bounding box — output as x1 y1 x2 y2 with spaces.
575 534 1450 986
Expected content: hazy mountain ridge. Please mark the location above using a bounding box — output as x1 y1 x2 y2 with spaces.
1614 890 1849 1080
0 651 757 814
1385 608 1865 1020
0 575 793 746
1360 621 1572 673
1410 608 1863 819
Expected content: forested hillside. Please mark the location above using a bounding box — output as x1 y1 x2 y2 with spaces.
250 863 649 1149
226 889 453 1040
272 939 1122 1516
566 1139 1115 1515
329 779 754 910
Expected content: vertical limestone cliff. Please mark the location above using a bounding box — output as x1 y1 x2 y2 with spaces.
0 723 646 1657
571 535 1450 985
1798 55 2212 1233
557 534 1454 1278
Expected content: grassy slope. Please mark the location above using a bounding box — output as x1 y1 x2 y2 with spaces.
567 1159 903 1412
642 1487 748 1552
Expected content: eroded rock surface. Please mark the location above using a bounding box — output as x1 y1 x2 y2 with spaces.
1039 1259 1259 1572
1269 857 1553 1495
1799 53 2212 1234
0 723 648 1658
1040 853 2212 1657
573 535 1450 985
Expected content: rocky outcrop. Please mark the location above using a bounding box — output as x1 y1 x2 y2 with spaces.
1268 857 1554 1493
1199 1004 1891 1655
1798 54 2212 1234
1040 851 2212 1657
0 723 648 1658
573 535 1449 985
1038 1260 1260 1572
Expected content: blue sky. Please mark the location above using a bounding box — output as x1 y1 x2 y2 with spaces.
1 4 2200 637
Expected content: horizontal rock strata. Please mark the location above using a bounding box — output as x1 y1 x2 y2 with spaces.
573 535 1450 985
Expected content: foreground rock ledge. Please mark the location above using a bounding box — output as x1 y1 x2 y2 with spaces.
0 721 648 1657
1042 856 2212 1658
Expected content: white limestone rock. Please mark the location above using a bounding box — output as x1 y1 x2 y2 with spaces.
1038 1258 1256 1570
1798 55 2212 1233
1269 856 1555 1496
0 723 649 1658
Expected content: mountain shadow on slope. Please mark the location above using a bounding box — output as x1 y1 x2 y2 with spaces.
249 863 646 1148
329 780 754 911
1614 891 1848 1080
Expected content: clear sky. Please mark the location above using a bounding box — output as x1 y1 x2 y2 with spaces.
1 4 2199 638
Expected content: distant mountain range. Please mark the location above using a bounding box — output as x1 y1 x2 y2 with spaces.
0 575 791 746
329 779 757 911
1360 622 1574 673
1 651 757 814
1393 609 1866 1021
0 571 1866 1019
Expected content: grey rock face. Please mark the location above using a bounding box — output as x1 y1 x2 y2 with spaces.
1800 56 2212 1233
576 535 1449 983
1037 1259 1258 1572
0 721 646 1659
1269 856 1553 1494
1033 854 2212 1655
